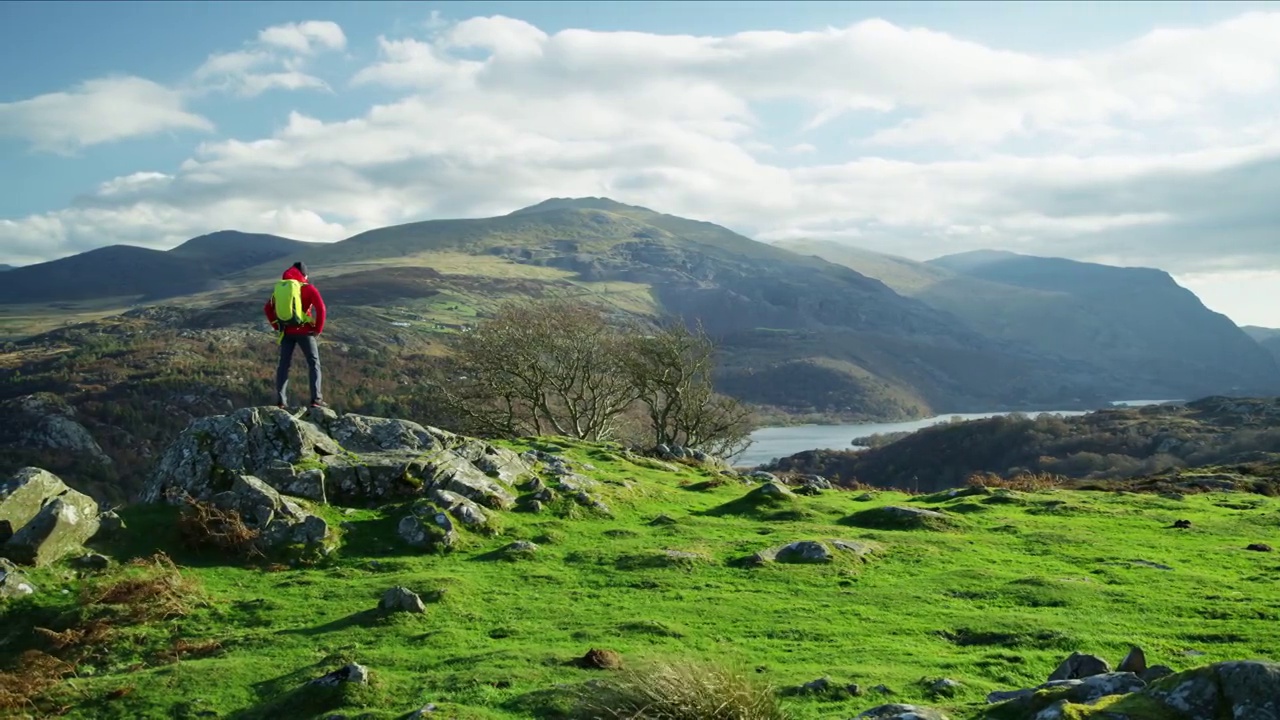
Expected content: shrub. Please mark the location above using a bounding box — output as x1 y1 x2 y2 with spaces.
573 659 789 720
176 495 264 560
968 471 1064 492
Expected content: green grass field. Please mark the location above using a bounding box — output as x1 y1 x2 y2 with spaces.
4 438 1279 719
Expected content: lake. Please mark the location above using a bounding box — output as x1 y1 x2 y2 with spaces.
733 400 1180 468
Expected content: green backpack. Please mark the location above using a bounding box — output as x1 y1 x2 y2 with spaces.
271 278 311 330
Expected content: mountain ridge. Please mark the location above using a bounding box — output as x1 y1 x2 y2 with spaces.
2 198 1274 422
0 231 316 305
1244 326 1280 366
288 200 1097 416
775 238 1280 400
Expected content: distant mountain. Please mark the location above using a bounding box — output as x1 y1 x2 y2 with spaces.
775 240 1280 400
1243 326 1280 366
1243 326 1280 342
0 264 13 272
283 198 1119 418
168 231 315 276
0 246 212 304
0 232 315 305
7 199 1258 422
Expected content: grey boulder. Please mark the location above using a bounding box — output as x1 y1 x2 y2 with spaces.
1 469 102 567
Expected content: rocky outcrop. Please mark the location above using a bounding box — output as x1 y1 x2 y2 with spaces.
309 662 369 687
0 393 111 467
209 475 335 556
651 444 731 471
1 467 105 566
985 649 1280 719
1143 661 1280 719
142 407 531 510
855 705 949 720
398 503 459 552
844 505 954 531
747 539 881 566
748 481 795 501
0 467 68 543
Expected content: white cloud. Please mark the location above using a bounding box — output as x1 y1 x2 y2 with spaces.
192 20 346 97
0 76 212 153
96 171 173 197
350 12 1280 151
4 11 1280 322
259 20 347 55
0 20 347 152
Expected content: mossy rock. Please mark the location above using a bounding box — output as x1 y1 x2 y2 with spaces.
1140 660 1280 719
843 505 958 531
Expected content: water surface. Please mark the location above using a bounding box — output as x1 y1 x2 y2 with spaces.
734 399 1179 468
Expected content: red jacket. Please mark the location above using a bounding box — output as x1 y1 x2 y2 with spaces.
264 266 327 336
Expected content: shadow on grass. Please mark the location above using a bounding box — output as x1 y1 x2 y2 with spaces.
92 505 233 568
681 478 731 492
229 655 388 720
838 505 960 531
500 686 578 720
696 491 798 519
102 504 430 577
276 609 383 637
334 508 416 558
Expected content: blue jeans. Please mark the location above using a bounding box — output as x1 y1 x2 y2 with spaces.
276 334 322 405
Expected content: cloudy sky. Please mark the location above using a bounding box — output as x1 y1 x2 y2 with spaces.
3 0 1280 325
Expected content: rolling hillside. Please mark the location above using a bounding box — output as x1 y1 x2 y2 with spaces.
0 231 316 305
2 198 1271 435
0 245 213 304
4 198 1280 502
4 420 1279 719
775 239 1280 401
167 230 316 275
278 198 1113 418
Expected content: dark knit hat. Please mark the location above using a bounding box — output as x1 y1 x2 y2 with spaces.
292 261 308 276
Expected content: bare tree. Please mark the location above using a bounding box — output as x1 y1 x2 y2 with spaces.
622 319 756 458
428 299 637 441
428 299 756 456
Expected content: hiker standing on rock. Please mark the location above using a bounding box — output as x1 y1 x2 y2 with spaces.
264 261 328 409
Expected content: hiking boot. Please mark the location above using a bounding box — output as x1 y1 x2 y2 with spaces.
310 401 328 409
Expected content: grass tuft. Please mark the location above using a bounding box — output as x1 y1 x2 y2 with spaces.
572 659 789 720
0 650 76 715
1 553 201 714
